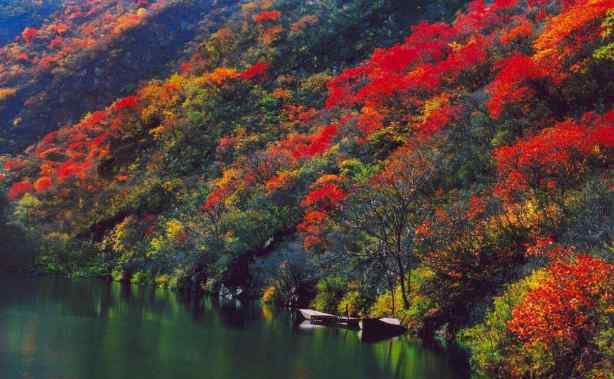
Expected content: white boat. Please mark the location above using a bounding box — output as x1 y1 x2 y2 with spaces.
299 309 334 320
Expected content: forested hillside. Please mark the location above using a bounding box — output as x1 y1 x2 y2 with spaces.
0 0 240 153
0 1 612 378
0 0 62 46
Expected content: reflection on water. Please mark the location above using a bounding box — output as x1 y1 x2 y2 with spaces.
0 275 472 379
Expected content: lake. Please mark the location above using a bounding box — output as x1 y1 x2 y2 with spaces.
0 275 473 379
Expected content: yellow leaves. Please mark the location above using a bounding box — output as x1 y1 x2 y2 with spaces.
314 174 343 186
148 238 162 256
103 216 137 254
149 124 166 140
165 219 185 241
421 93 453 121
448 41 463 51
214 167 242 188
265 170 297 193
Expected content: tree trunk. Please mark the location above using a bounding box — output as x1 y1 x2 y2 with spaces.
396 256 410 309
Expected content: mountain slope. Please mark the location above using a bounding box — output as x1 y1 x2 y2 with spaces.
0 0 62 46
0 0 240 153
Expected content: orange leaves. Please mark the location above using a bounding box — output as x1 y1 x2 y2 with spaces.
499 16 533 45
486 54 547 119
34 176 53 192
508 254 612 347
265 171 295 193
203 67 239 85
48 22 69 35
533 0 612 81
253 10 281 23
112 12 145 35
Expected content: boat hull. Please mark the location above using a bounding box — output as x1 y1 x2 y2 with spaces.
359 318 406 343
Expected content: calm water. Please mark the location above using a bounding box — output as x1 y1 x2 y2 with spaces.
0 275 471 379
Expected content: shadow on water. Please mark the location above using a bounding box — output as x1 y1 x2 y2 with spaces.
0 275 478 379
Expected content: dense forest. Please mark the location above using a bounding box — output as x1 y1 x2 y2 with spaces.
0 0 612 378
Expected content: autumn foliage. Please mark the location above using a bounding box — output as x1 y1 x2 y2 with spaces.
508 254 612 372
494 111 614 200
253 10 281 23
1 1 612 377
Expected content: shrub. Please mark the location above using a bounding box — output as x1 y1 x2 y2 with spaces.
310 277 346 313
458 269 548 377
369 267 437 331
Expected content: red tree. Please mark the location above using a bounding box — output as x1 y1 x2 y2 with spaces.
253 10 281 24
8 181 33 200
508 254 612 348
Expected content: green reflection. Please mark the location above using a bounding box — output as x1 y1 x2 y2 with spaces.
0 275 472 379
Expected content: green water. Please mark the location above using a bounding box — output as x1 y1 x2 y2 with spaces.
0 275 471 379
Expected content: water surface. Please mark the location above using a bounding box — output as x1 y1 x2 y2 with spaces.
0 275 471 379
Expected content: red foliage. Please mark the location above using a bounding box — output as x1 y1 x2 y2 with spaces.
48 37 64 49
499 16 533 44
301 182 347 210
524 238 575 260
8 180 33 200
111 96 139 111
465 195 487 221
3 159 27 172
82 111 108 129
202 187 231 211
253 10 281 24
486 54 547 118
291 124 338 160
416 103 462 139
508 254 612 347
180 62 193 74
21 27 39 44
57 161 92 181
240 62 270 80
297 210 329 250
494 111 614 200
